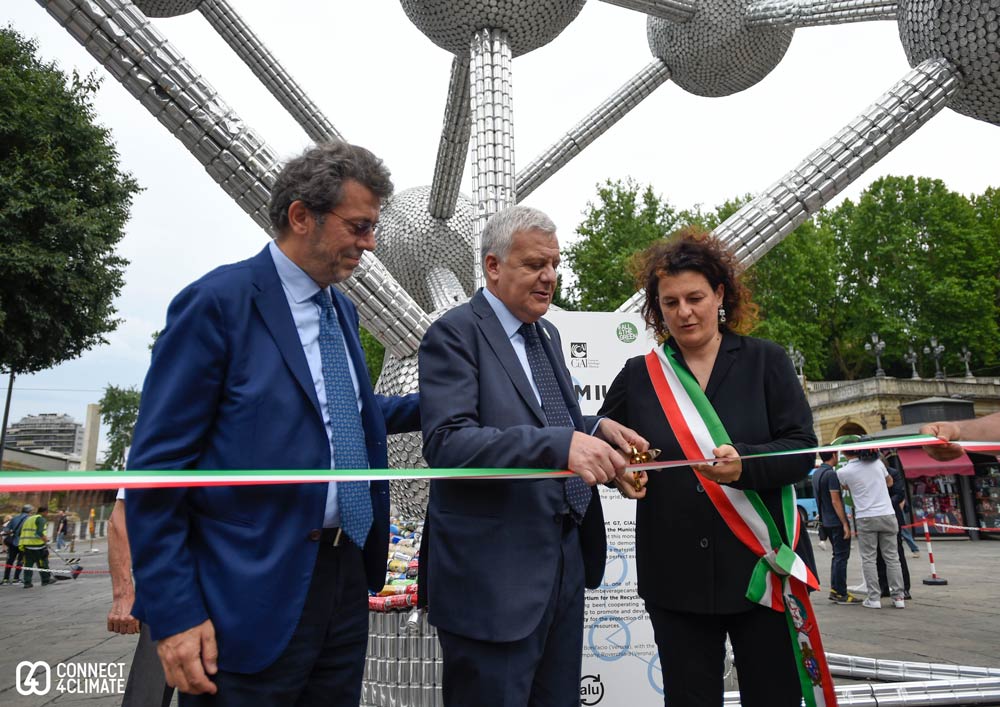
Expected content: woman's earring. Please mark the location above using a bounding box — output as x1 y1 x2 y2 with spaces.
718 305 726 324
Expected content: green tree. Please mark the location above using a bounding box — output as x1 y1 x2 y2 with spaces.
564 181 752 312
745 218 838 380
98 385 141 470
825 176 999 379
359 327 385 387
0 29 140 410
564 179 681 311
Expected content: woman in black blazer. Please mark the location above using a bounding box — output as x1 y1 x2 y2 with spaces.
599 227 817 707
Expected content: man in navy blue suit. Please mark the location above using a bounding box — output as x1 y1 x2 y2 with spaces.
418 205 648 706
126 141 420 705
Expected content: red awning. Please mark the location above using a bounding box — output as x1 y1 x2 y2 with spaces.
896 447 974 478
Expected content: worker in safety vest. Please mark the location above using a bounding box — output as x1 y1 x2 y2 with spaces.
19 505 52 588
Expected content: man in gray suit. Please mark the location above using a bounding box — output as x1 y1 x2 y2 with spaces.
418 205 647 706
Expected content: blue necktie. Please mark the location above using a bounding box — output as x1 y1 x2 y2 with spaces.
519 322 591 522
313 290 373 547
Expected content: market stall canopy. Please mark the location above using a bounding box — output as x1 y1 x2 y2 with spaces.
896 447 973 478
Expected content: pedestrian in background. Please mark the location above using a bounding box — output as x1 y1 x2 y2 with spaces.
1 505 30 586
19 504 53 588
55 510 69 550
837 445 905 609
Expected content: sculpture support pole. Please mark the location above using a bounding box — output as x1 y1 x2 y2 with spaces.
429 57 472 220
598 0 698 23
619 57 961 312
516 59 671 201
746 0 898 29
470 29 515 290
40 0 429 356
198 0 343 143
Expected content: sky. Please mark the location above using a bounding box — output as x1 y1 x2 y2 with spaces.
4 1 1000 459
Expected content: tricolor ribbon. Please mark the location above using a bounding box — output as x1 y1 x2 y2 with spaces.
0 435 994 493
644 344 837 707
0 467 571 492
625 434 1000 472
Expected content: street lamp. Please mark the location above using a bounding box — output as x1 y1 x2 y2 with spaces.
923 337 945 381
864 332 886 378
960 346 975 380
903 347 920 379
787 345 805 378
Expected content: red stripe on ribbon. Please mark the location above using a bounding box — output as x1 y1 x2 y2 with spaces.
644 352 767 556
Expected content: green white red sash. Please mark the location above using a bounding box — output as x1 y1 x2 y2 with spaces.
644 344 837 707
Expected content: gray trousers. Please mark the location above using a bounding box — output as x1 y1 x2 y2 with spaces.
857 515 904 602
122 623 174 707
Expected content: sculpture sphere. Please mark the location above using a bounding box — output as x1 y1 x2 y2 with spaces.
898 0 1000 126
647 0 793 97
131 0 202 17
399 0 587 57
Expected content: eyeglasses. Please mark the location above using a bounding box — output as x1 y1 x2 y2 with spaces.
322 209 380 237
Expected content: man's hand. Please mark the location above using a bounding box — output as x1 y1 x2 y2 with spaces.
613 470 648 499
107 593 140 634
595 418 650 457
568 432 625 485
692 444 742 484
842 522 851 540
920 421 964 461
157 619 219 695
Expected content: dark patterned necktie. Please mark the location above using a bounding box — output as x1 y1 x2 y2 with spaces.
313 291 373 547
519 322 591 521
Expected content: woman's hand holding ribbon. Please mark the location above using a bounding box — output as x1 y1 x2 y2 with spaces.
692 444 742 484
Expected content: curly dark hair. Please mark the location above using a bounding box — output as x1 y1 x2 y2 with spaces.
631 225 758 341
268 140 393 234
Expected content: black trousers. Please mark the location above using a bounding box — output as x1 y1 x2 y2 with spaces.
877 533 911 594
646 603 802 707
437 520 585 707
181 534 369 707
3 544 23 581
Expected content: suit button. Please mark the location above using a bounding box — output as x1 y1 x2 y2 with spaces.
700 538 709 549
554 514 563 524
307 529 321 541
696 483 704 493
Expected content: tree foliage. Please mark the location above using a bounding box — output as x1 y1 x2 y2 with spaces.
359 327 385 387
0 27 139 375
563 179 681 311
98 384 141 470
755 176 1000 379
744 219 837 380
567 175 1000 381
564 179 752 311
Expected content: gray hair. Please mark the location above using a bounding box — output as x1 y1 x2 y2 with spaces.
268 140 394 234
480 205 557 273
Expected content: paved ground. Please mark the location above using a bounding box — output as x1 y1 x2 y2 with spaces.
0 535 997 705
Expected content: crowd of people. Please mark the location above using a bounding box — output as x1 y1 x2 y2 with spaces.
16 137 995 706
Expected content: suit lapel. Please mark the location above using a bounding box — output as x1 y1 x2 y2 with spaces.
250 247 323 419
705 331 740 401
471 292 546 426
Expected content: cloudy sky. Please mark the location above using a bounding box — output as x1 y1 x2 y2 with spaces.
5 1 999 458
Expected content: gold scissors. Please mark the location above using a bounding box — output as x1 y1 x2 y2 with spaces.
628 446 660 492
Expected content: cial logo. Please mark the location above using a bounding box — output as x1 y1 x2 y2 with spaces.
579 674 605 705
17 660 51 696
569 341 600 369
616 322 639 344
